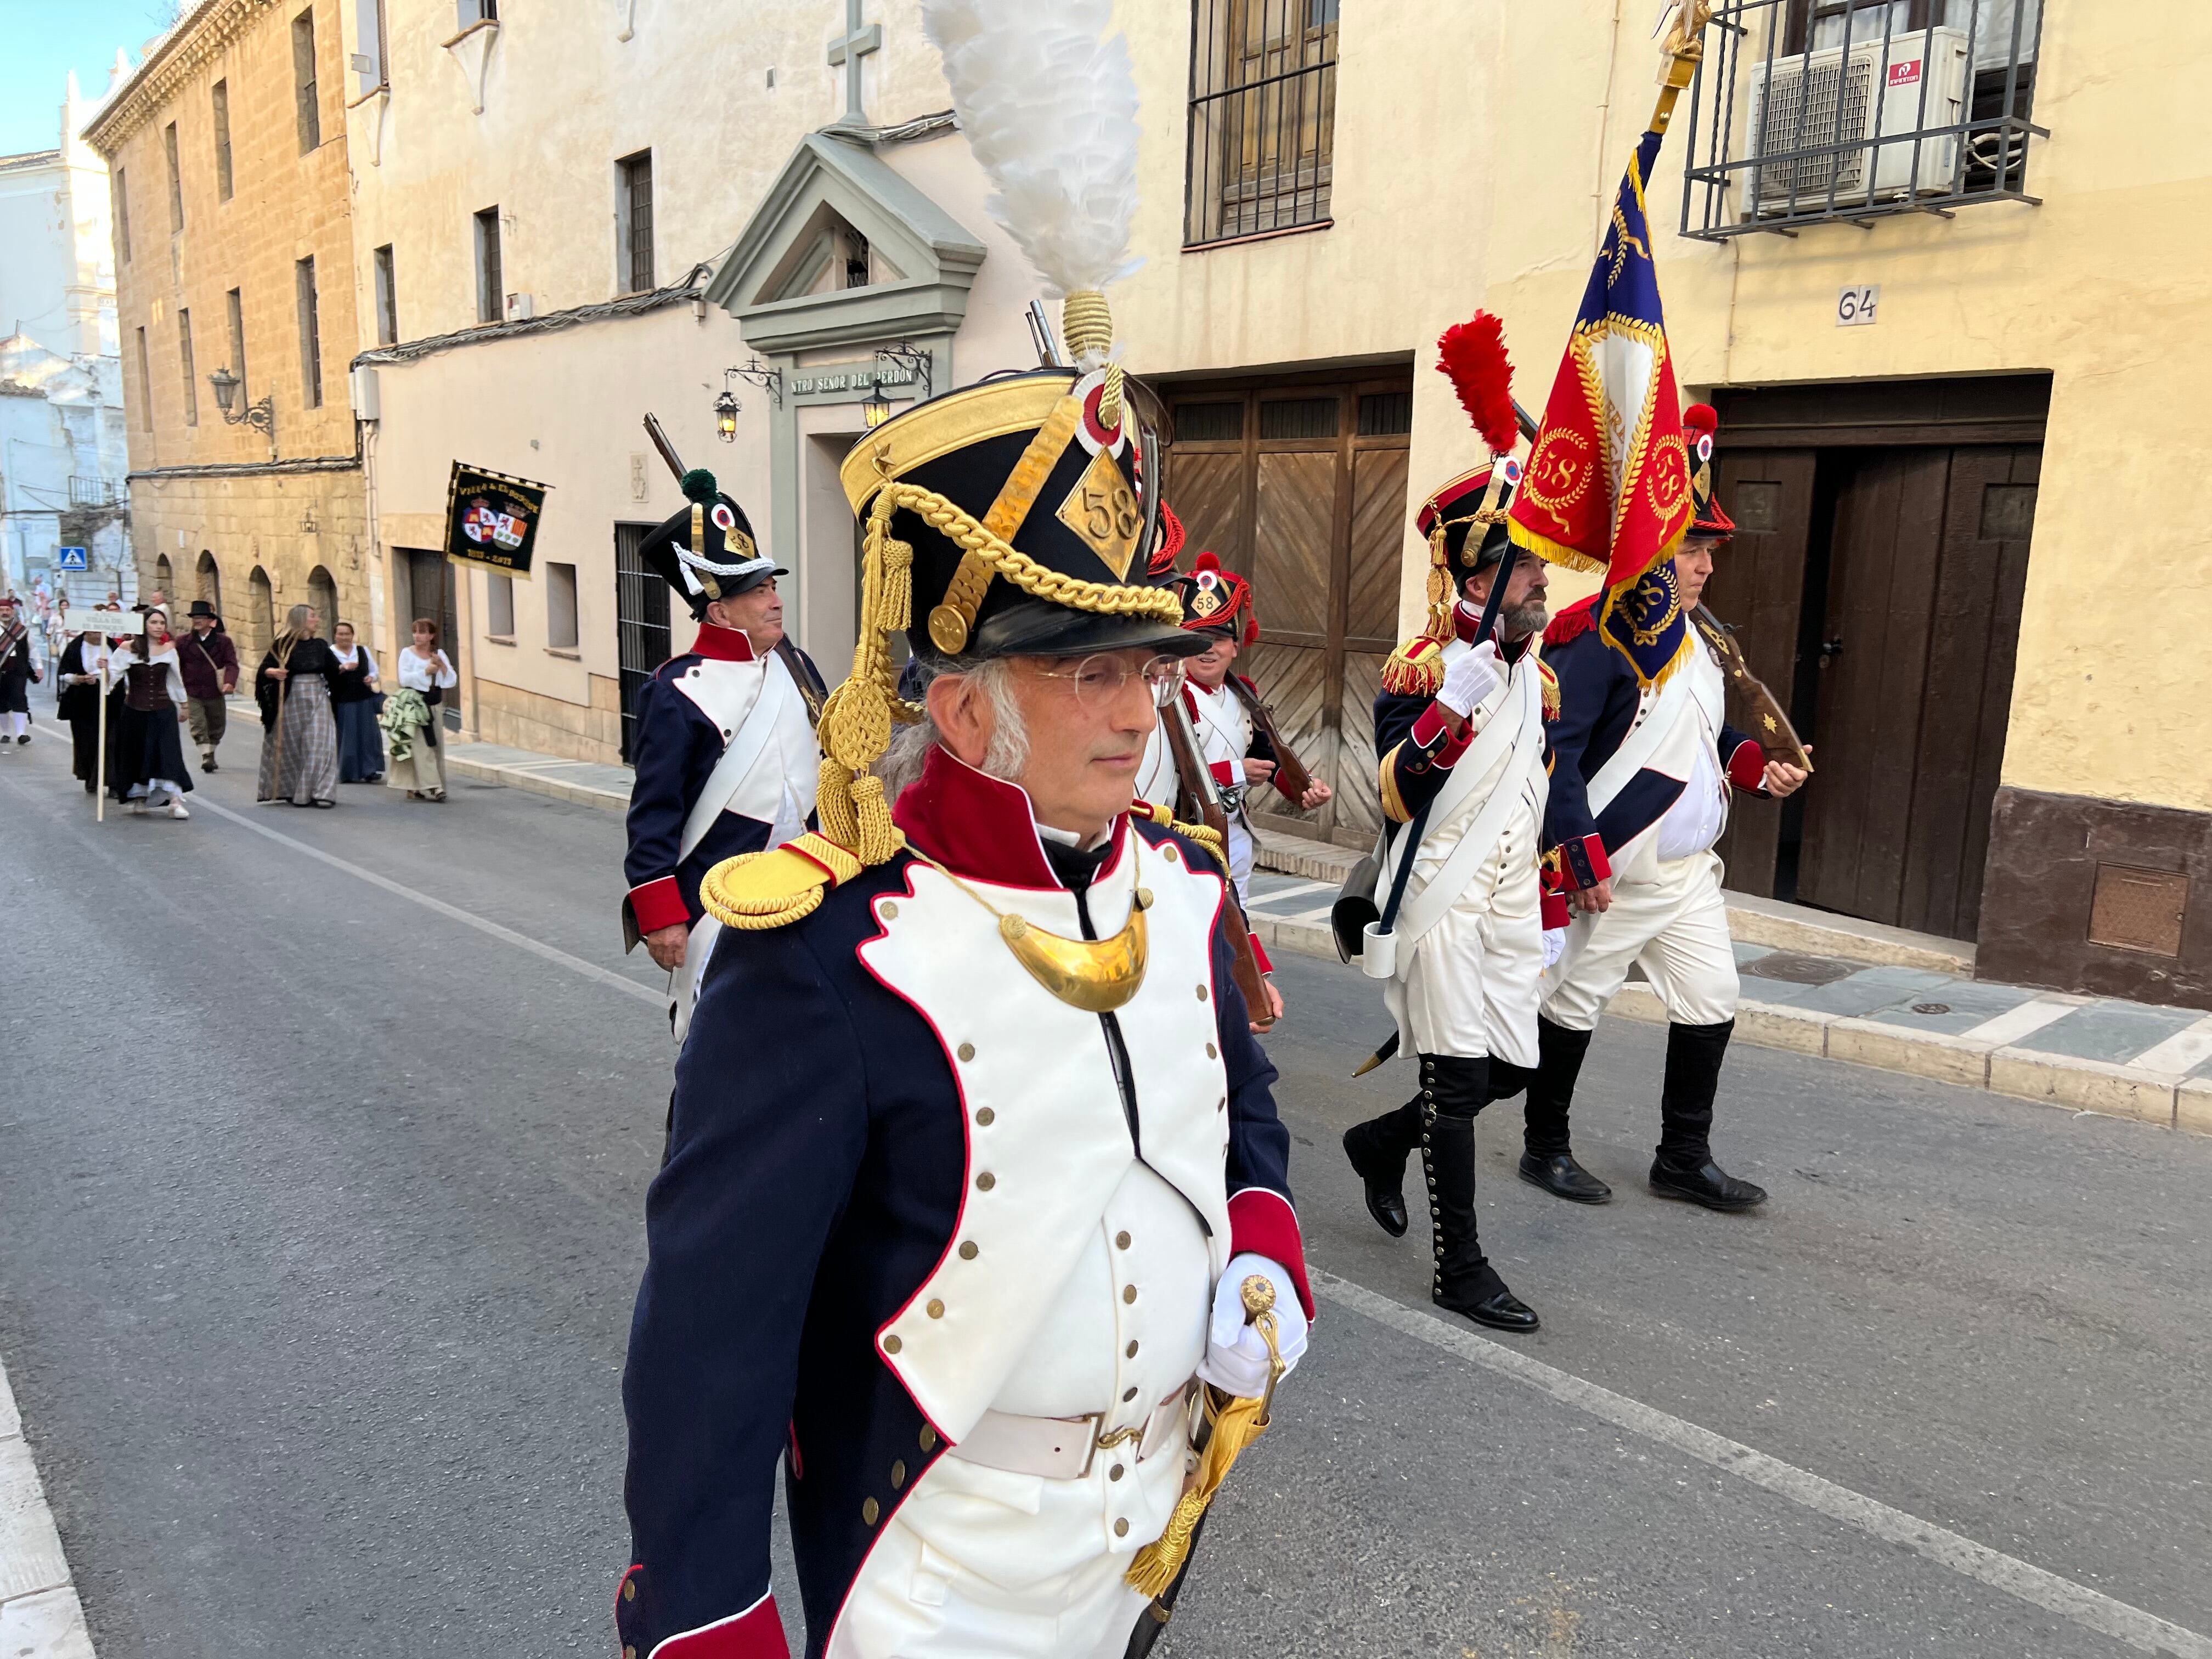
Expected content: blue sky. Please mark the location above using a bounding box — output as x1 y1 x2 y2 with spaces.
0 0 177 156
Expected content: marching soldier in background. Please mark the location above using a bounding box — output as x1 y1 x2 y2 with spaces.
1173 550 1332 904
620 466 827 1039
1339 314 1560 1335
1527 404 1808 1211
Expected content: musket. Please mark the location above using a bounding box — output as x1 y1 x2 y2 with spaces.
1160 690 1274 1031
1221 676 1314 802
1690 603 1812 774
641 413 822 727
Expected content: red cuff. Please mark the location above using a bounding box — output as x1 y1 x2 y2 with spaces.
1725 738 1768 793
1249 934 1274 975
621 1585 787 1659
627 876 690 935
1207 759 1237 786
1410 703 1452 748
1227 1188 1313 1318
1558 832 1612 889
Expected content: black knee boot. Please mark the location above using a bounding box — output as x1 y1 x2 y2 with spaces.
1342 1096 1424 1238
1517 1017 1610 1203
1419 1055 1539 1334
1649 1019 1766 1211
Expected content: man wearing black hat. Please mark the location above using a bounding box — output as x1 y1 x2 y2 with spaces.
1527 403 1808 1213
177 600 239 771
616 353 1312 1655
621 468 828 1040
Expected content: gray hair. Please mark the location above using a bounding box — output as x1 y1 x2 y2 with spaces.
876 656 1030 804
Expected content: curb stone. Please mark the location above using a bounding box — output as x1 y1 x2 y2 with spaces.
0 1364 94 1658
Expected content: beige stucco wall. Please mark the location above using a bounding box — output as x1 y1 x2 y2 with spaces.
1113 0 2212 819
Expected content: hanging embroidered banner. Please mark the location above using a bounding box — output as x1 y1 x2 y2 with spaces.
445 462 550 577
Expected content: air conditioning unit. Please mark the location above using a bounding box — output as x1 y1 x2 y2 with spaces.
504 292 535 322
1740 27 1969 218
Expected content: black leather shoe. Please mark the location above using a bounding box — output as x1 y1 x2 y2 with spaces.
1342 1116 1414 1238
1650 1158 1768 1212
1518 1151 1612 1204
1435 1262 1540 1333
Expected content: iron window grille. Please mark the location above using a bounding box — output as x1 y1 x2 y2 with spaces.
1680 0 2045 240
1183 0 1338 247
67 478 119 508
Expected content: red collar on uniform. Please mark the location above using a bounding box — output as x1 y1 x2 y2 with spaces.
892 746 1128 892
1452 599 1533 661
690 623 756 662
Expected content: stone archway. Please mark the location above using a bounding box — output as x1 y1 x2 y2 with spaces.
247 566 275 658
154 554 174 601
307 565 339 635
195 550 222 618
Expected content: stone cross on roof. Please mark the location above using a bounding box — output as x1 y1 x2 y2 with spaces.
826 0 882 131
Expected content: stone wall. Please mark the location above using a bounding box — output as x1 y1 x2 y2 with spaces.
474 672 625 766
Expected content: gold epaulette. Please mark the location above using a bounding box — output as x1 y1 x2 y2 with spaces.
700 831 887 930
1536 656 1561 721
1381 635 1446 697
1131 799 1226 866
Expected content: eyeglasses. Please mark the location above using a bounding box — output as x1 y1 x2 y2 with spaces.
1026 653 1186 708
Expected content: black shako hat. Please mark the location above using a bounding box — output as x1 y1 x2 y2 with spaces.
838 368 1199 664
639 467 783 620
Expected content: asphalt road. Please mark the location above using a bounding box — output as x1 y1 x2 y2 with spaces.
2 716 2207 1659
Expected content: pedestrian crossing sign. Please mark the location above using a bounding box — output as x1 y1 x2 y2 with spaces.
57 546 88 569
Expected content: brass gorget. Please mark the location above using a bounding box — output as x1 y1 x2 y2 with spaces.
912 847 1152 1014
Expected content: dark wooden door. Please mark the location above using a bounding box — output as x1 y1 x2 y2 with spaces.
613 521 669 764
1796 445 2035 936
400 548 462 731
1162 375 1412 844
1702 449 1819 896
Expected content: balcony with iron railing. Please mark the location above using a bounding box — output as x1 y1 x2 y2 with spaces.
1680 0 2046 240
66 476 122 508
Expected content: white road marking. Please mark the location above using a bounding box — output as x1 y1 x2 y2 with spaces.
1961 997 2079 1048
2132 1013 2212 1077
1316 1272 2212 1658
185 793 667 1007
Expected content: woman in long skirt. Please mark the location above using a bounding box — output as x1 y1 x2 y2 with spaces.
104 607 195 819
329 619 385 783
255 603 341 808
383 617 457 802
54 624 106 791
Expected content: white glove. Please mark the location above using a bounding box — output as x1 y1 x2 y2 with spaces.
1436 640 1503 719
1542 927 1568 968
1197 1252 1308 1398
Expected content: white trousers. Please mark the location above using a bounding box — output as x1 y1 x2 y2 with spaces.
1225 809 1255 907
2 711 25 739
827 1419 1190 1659
1540 844 1738 1032
1384 859 1545 1067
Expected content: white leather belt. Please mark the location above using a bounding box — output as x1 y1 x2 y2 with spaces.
950 1381 1194 1480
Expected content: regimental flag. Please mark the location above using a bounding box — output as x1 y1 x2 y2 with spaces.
1508 127 1695 690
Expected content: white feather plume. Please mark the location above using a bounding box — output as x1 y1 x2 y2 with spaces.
921 0 1143 320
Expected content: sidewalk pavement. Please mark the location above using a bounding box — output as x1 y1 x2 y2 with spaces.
423 732 2212 1142
0 1363 95 1658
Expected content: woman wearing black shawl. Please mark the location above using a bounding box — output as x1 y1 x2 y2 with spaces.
255 603 341 807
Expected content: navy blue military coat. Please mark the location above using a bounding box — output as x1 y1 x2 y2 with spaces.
617 751 1309 1659
622 623 826 940
1540 599 1768 889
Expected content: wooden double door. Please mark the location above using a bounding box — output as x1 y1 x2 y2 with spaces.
1160 371 1414 844
1707 442 2039 940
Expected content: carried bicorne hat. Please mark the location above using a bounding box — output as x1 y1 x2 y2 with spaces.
1413 313 1526 645
1682 403 1735 539
1178 551 1257 646
640 468 783 620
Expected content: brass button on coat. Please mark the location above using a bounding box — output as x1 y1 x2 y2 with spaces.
1114 1517 1130 1537
1122 1284 1137 1304
975 1107 995 1126
622 1581 636 1603
881 901 899 919
862 1497 881 1526
1126 1339 1139 1358
956 1041 975 1062
976 1171 996 1190
958 1241 978 1260
890 1459 907 1488
1115 1231 1131 1249
883 1335 902 1355
1122 1386 1138 1402
1206 1042 1217 1059
1196 984 1209 1001
919 1426 938 1451
1109 1463 1125 1481
927 1299 945 1319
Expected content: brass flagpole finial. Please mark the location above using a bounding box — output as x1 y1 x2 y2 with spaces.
1651 0 1716 133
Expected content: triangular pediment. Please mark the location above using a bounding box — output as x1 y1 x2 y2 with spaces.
707 132 987 355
